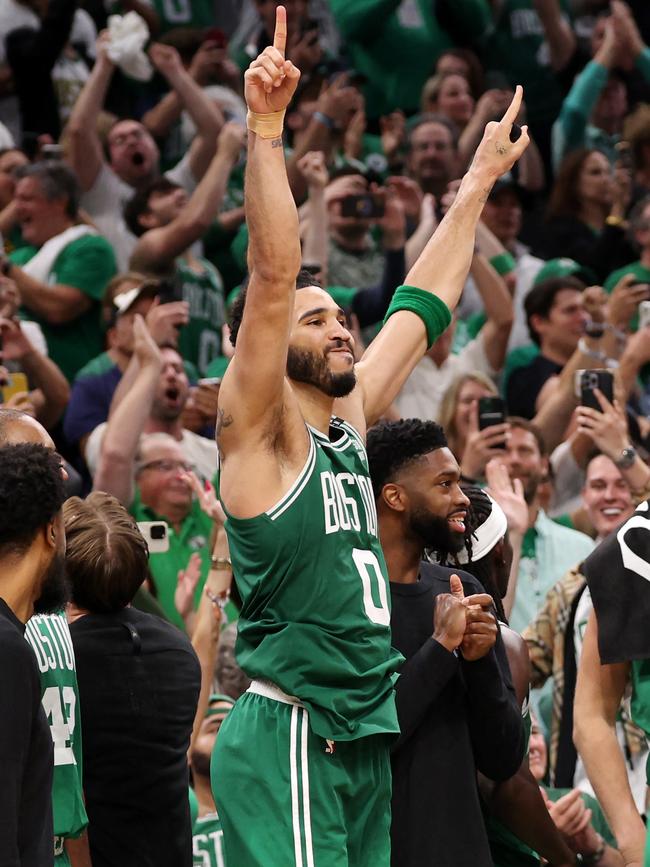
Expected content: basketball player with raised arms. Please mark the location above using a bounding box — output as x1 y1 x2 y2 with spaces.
212 7 529 865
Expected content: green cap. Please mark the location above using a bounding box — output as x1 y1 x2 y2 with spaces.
533 258 596 286
205 693 235 719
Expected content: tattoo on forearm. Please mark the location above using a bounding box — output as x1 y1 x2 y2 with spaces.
271 138 283 149
216 409 234 437
479 188 490 203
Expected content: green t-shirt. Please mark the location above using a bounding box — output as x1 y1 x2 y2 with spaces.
12 234 117 381
544 787 616 848
25 612 88 854
631 658 650 784
192 811 226 867
109 0 212 31
203 356 230 380
73 350 115 381
330 0 490 119
480 0 571 125
177 258 227 376
130 490 213 631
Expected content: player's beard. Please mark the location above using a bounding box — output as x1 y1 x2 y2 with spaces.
410 508 466 558
33 551 69 615
287 345 356 398
191 747 211 779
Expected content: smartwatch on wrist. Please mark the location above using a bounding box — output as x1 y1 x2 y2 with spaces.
614 445 637 469
584 320 605 339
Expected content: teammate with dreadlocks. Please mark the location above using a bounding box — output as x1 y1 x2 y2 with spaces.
366 418 524 867
440 468 580 867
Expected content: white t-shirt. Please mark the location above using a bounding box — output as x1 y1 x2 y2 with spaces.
394 330 496 421
457 242 544 353
84 421 218 482
80 152 197 271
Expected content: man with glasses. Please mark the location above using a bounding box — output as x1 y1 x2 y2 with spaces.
93 319 218 630
67 41 223 269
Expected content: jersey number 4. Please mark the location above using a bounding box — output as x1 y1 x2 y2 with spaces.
352 548 391 627
42 685 77 766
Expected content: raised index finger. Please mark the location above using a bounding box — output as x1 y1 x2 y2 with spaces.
500 84 522 128
273 5 287 58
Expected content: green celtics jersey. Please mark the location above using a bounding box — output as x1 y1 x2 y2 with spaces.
225 417 401 741
631 659 650 783
107 0 212 32
485 698 538 866
177 258 227 376
25 613 88 849
193 812 226 867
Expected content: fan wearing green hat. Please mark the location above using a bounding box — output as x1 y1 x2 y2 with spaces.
533 258 596 287
190 694 235 866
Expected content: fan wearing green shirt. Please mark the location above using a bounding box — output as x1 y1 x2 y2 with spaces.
604 195 650 331
5 161 117 382
190 694 235 867
127 123 245 376
93 316 220 630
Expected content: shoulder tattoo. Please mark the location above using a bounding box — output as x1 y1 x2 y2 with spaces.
216 408 234 438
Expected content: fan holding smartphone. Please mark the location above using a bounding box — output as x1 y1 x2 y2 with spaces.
460 394 511 481
575 376 650 489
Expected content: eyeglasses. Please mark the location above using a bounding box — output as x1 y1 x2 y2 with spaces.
137 459 195 474
109 128 148 148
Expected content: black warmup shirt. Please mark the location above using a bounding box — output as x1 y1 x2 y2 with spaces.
390 563 525 867
0 597 53 867
70 606 201 867
506 354 562 420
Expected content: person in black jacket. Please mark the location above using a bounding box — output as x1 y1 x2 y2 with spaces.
64 490 201 867
366 418 525 867
535 148 636 283
0 442 69 867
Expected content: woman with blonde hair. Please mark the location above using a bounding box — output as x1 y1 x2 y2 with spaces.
438 371 509 482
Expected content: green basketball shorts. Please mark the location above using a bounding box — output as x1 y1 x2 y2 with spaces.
211 681 392 867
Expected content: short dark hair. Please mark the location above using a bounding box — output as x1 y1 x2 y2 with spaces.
0 443 66 558
406 113 459 150
229 268 322 347
14 160 80 219
507 416 546 456
63 492 149 612
366 419 448 499
124 177 181 237
524 276 585 345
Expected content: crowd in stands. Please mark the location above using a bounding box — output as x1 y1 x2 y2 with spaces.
2 0 650 865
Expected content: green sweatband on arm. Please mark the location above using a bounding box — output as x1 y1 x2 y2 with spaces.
489 251 516 276
383 285 452 349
